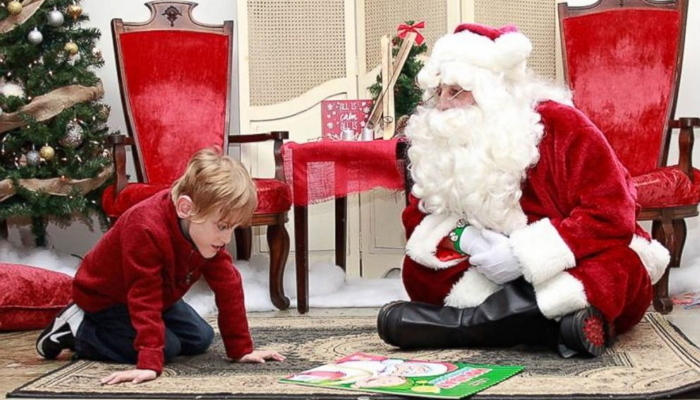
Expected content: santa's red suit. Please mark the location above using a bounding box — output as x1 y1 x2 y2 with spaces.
402 100 668 335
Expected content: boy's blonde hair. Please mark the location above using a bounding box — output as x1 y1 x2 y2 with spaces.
171 148 257 226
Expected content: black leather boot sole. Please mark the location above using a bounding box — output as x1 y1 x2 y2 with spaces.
559 307 609 357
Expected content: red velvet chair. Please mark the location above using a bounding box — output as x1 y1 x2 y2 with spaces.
558 0 700 314
104 1 292 310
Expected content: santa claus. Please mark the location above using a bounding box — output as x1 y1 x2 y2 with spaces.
377 23 670 357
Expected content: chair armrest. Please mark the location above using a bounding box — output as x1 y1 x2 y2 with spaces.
107 134 135 197
228 131 289 182
671 118 699 182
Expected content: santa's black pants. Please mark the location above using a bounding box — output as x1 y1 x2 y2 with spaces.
377 278 610 357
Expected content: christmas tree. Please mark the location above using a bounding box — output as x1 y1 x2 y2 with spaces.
0 0 113 246
368 21 427 134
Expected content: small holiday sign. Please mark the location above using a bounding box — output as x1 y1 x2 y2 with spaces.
321 100 373 140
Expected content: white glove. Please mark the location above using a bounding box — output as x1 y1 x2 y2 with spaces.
455 226 491 256
468 229 522 284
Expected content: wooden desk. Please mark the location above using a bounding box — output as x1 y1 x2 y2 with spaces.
283 139 406 313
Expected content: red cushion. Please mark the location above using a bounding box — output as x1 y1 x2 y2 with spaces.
0 263 72 331
633 166 700 208
254 178 292 214
102 183 170 218
102 179 291 219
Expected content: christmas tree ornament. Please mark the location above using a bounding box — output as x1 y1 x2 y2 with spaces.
64 41 79 55
97 104 110 119
26 149 41 166
91 47 102 58
39 144 55 161
0 107 3 117
60 120 84 148
7 0 22 15
102 148 112 161
28 28 43 45
0 81 25 98
47 8 65 27
67 4 82 20
67 53 81 66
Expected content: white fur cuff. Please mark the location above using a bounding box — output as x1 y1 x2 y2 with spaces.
629 235 670 284
444 268 501 308
534 272 589 319
406 214 466 270
510 218 576 286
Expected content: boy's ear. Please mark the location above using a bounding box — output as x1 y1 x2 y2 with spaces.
175 195 194 219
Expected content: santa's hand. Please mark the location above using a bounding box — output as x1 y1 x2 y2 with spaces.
468 229 522 284
453 225 491 256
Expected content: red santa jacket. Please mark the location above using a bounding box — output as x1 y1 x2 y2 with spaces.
402 101 669 334
73 190 253 373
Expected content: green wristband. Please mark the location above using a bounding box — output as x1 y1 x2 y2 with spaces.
449 220 468 254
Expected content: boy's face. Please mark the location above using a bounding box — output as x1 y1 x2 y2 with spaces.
188 212 236 259
176 195 236 259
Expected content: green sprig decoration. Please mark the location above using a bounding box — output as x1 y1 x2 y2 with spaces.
368 21 427 123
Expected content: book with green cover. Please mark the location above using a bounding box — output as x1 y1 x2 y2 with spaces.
280 352 524 399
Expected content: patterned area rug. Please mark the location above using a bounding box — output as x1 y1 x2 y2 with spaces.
9 313 700 399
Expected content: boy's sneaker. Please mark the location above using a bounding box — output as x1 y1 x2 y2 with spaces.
36 303 83 359
557 307 610 358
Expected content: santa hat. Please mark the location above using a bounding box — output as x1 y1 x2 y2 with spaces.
417 23 532 88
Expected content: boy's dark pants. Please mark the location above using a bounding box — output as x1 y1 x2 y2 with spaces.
75 300 214 365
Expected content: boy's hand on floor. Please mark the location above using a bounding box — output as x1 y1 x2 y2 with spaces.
100 369 158 385
237 350 286 363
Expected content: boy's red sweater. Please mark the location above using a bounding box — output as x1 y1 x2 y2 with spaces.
73 190 253 373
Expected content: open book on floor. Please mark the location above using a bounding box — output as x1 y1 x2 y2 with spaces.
280 352 524 399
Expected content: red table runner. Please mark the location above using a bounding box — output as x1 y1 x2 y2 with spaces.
282 139 405 206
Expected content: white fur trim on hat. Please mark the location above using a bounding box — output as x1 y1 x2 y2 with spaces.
510 218 576 286
629 235 670 284
534 272 589 319
424 28 531 79
444 268 501 308
406 213 466 270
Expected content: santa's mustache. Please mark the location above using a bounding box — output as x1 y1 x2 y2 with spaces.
407 106 485 147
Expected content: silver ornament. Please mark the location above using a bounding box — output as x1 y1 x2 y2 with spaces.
28 28 43 45
60 121 84 148
26 150 41 166
0 108 3 117
47 8 65 27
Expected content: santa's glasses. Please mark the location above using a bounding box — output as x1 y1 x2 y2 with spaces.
424 86 466 106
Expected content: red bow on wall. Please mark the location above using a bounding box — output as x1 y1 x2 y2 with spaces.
397 21 426 46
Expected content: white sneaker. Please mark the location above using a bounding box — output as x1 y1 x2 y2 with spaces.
36 303 84 359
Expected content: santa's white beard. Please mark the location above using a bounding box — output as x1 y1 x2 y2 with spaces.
406 103 544 235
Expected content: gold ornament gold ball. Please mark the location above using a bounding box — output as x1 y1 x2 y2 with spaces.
97 104 110 120
64 42 78 55
7 0 22 15
67 4 82 20
39 145 55 161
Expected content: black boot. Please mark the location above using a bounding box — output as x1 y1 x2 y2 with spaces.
377 278 610 357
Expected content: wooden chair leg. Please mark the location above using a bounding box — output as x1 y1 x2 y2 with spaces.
335 197 347 271
0 219 7 240
671 219 687 268
294 205 309 314
267 222 290 310
234 227 252 260
651 219 674 314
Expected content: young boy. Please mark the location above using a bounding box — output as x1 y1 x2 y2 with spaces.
36 148 285 385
